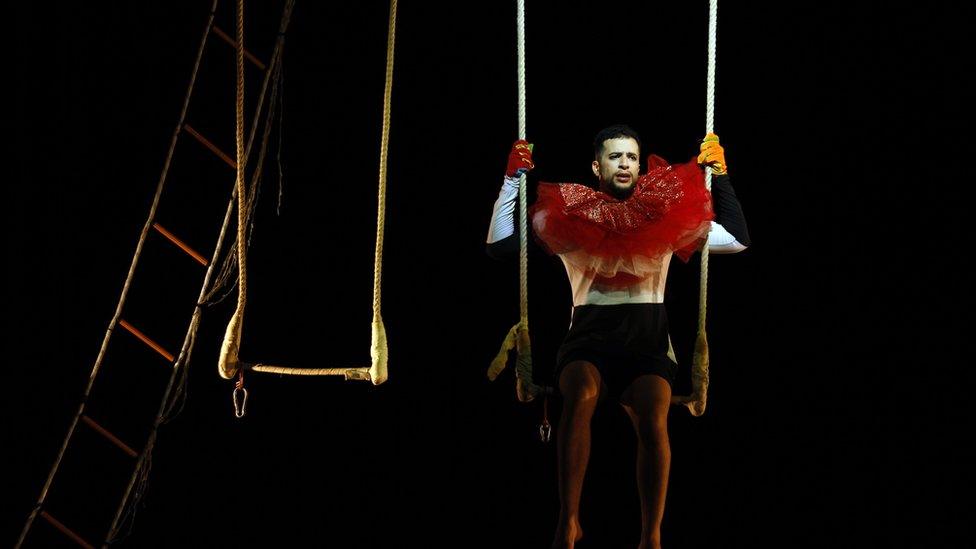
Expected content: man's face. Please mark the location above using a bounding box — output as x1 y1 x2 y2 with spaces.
592 137 640 197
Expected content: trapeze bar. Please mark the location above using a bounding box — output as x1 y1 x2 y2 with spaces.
248 364 373 381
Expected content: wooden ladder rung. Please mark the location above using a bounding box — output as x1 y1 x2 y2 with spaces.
80 415 138 458
212 25 267 71
118 320 175 363
152 223 208 266
183 124 237 170
39 510 95 549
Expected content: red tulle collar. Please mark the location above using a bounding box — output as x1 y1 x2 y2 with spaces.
544 155 699 234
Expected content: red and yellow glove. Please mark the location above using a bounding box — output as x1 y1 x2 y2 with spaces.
697 133 728 175
506 139 535 178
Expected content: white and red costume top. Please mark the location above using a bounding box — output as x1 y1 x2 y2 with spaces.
487 154 750 306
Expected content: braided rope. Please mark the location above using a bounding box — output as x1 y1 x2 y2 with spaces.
365 0 397 384
374 0 396 317
234 0 246 303
517 0 528 322
488 0 546 402
217 0 248 379
514 0 533 398
676 0 718 417
202 0 295 309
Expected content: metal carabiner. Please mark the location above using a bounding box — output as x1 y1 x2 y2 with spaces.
233 387 248 418
538 422 552 443
233 371 248 418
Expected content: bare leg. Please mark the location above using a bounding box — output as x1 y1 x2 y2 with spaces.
620 374 672 549
552 360 605 549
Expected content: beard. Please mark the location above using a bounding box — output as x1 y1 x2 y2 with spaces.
600 176 636 200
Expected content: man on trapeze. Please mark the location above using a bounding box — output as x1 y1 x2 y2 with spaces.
485 125 750 549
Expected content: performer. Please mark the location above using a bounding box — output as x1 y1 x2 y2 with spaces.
486 125 750 549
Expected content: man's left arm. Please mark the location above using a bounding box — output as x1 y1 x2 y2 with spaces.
698 134 751 253
707 174 751 253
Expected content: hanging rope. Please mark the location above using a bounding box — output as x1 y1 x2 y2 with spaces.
672 0 718 417
201 0 292 310
488 0 549 403
222 0 396 384
365 0 397 386
217 0 249 380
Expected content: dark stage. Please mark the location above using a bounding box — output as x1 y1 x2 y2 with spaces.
9 1 966 547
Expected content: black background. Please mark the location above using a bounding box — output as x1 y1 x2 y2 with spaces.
8 1 968 547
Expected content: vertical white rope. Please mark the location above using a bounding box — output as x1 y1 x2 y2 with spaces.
705 0 717 141
687 0 718 416
516 0 528 324
700 0 717 321
487 0 540 401
514 0 537 401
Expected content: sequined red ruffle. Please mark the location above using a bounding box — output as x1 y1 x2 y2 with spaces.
530 156 714 284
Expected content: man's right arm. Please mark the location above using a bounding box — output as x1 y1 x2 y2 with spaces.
486 175 520 260
486 141 533 261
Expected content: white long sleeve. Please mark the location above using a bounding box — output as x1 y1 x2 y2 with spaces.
486 176 520 244
707 221 748 254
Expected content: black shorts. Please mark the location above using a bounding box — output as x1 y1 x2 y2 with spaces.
555 303 677 402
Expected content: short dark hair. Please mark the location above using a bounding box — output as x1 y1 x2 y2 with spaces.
593 124 642 159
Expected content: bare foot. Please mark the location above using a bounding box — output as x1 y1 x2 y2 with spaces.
550 520 583 549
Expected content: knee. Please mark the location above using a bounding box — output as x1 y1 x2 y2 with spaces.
635 415 669 447
559 361 602 404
